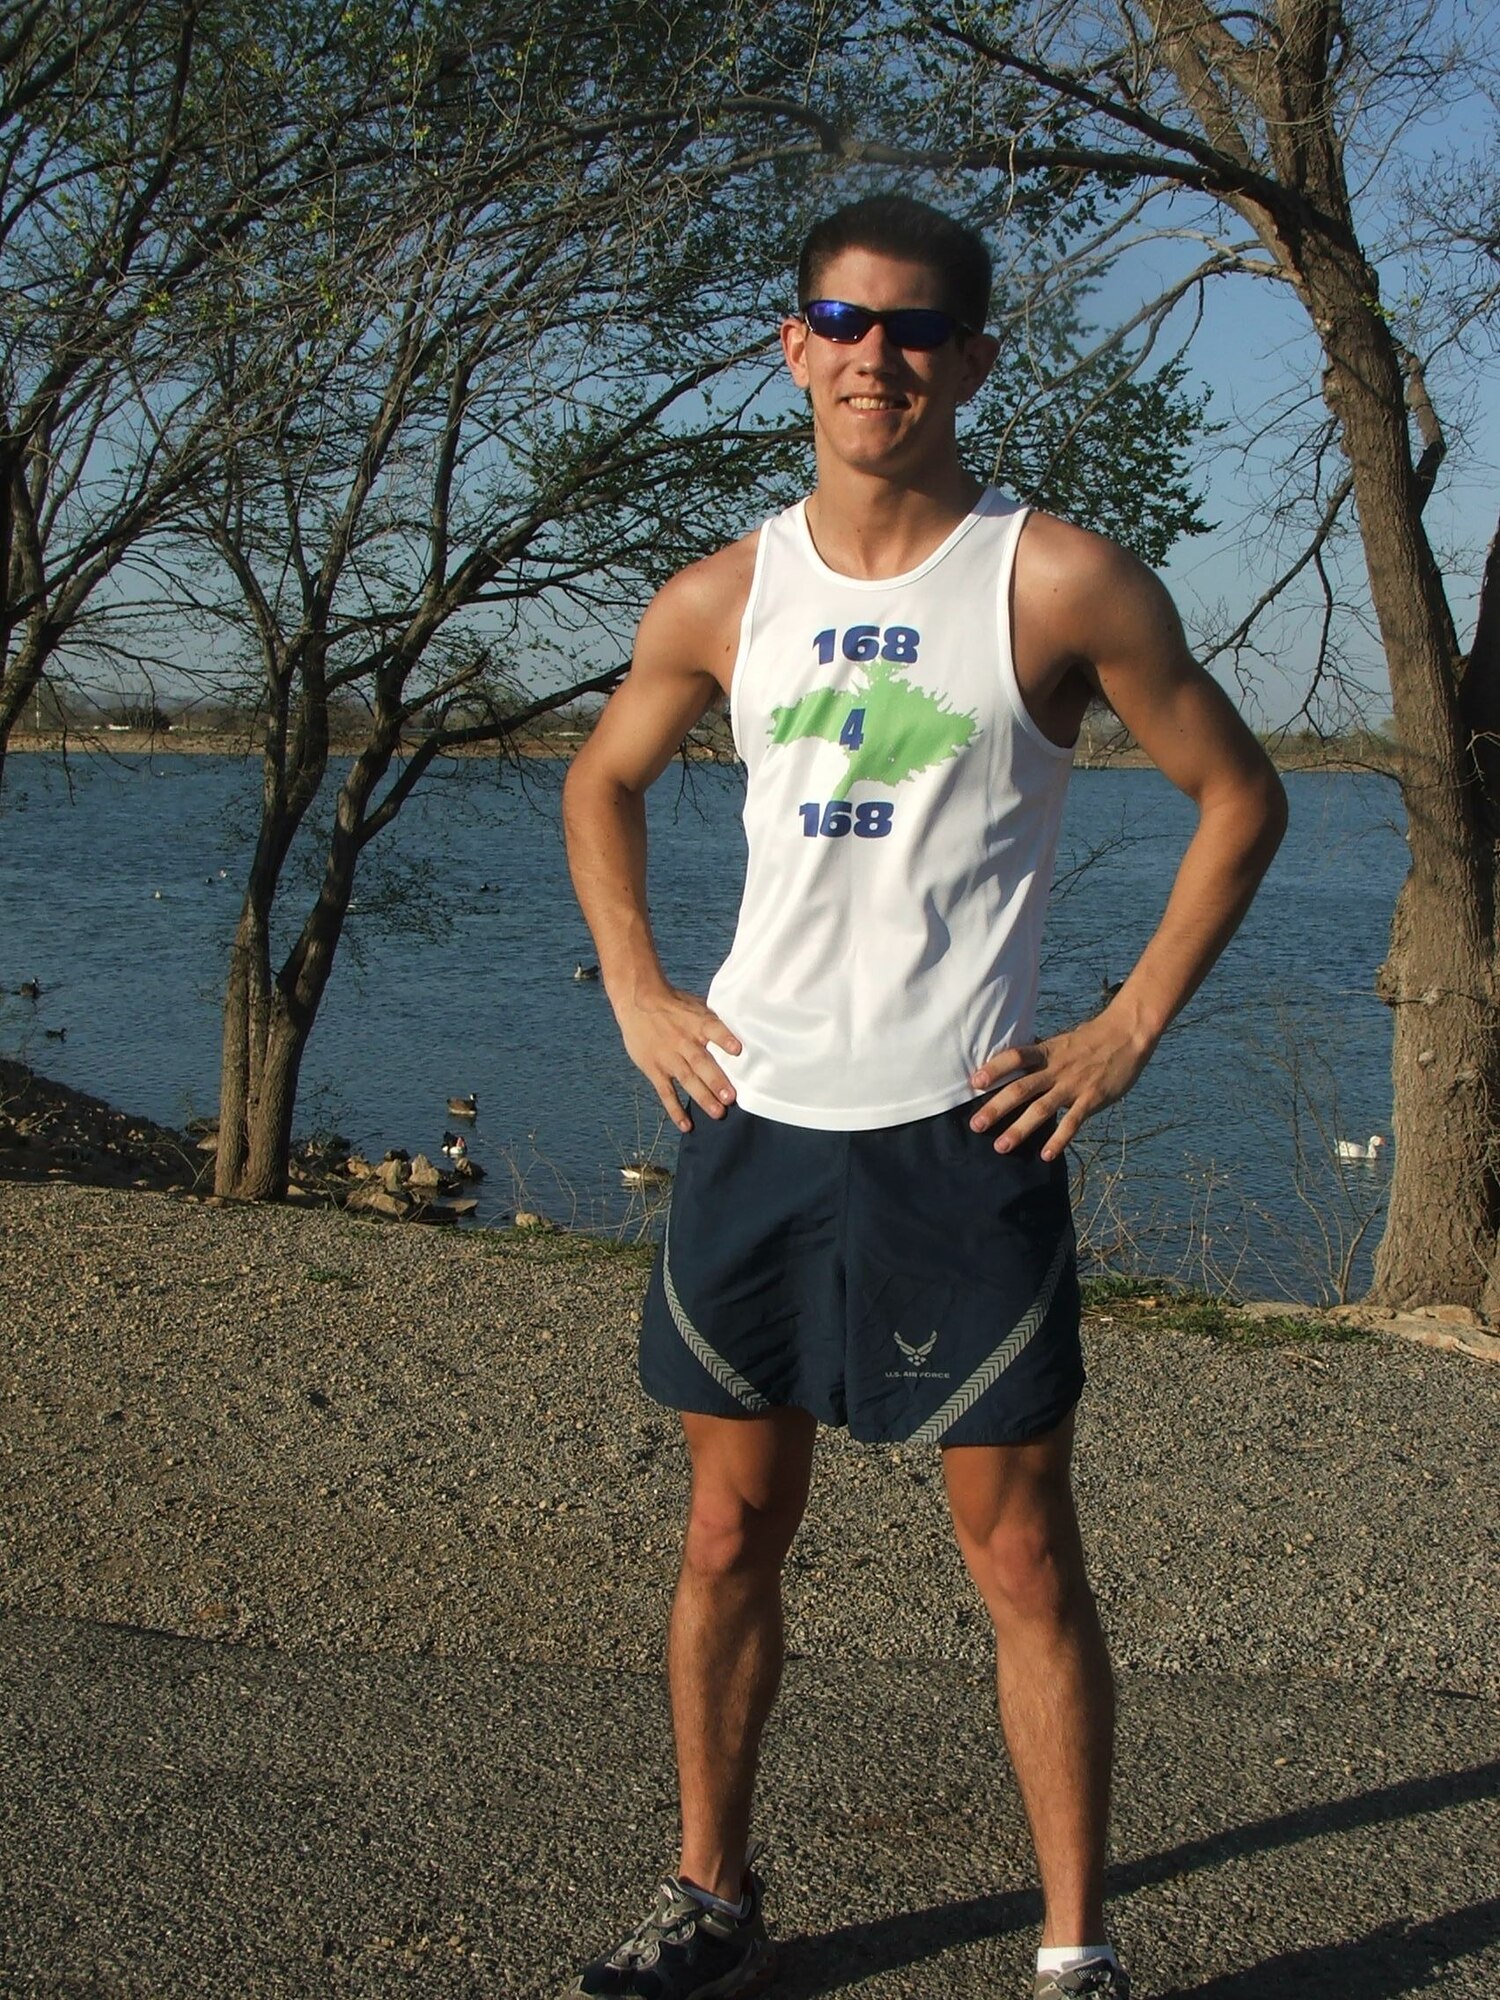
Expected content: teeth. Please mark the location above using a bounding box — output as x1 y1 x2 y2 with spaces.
848 397 901 410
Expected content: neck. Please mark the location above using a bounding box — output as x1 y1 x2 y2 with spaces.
803 456 985 580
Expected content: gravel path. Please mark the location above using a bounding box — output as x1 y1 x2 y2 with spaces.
1 1179 1493 1697
2 1178 1498 1997
5 1620 1495 1999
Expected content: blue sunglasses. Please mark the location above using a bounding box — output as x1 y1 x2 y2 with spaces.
802 298 973 350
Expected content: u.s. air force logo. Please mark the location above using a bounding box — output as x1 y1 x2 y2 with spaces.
888 1330 949 1381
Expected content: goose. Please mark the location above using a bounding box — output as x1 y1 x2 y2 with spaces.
441 1132 468 1160
573 962 600 982
1336 1134 1385 1161
621 1160 672 1188
44 1026 66 1041
446 1093 478 1118
17 978 41 1000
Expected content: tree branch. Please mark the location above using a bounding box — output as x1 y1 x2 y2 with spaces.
1401 347 1446 509
358 663 628 842
1199 469 1355 668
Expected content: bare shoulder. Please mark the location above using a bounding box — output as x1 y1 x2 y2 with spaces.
1015 511 1181 669
1019 509 1279 806
636 528 760 697
1017 509 1139 587
567 531 760 795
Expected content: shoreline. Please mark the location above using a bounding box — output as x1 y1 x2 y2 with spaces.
0 1056 488 1225
0 1054 211 1198
4 1056 1494 1362
4 728 734 764
6 729 1397 775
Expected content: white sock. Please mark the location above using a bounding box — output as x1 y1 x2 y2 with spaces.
1036 1944 1118 1974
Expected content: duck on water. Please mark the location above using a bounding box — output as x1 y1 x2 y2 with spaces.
1336 1133 1386 1161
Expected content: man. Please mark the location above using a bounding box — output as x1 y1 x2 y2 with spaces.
561 194 1286 2000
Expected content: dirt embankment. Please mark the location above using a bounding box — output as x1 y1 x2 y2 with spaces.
0 1058 209 1197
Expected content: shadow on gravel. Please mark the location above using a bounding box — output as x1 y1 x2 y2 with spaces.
776 1888 1040 1998
775 1763 1500 1998
1124 1758 1500 1888
1156 1898 1500 1997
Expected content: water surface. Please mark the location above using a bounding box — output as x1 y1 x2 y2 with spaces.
0 752 1405 1298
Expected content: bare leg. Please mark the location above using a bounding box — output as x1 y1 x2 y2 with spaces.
942 1412 1114 1946
670 1406 817 1901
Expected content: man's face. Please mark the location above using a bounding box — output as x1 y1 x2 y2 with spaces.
780 246 997 475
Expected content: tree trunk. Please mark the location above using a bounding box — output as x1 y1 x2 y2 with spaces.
0 632 47 807
1295 249 1500 1311
238 1012 308 1202
214 724 391 1199
0 445 49 802
1376 879 1498 1311
216 900 282 1197
217 867 342 1201
216 919 321 1202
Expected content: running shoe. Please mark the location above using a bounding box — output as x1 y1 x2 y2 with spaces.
1035 1958 1131 1998
561 1868 775 1997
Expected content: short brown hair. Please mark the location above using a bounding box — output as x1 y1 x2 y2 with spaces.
797 195 992 332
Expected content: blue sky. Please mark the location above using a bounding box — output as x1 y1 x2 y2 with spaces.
1139 230 1498 730
58 5 1497 732
1095 4 1500 728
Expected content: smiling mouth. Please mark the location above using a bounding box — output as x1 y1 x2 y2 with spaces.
844 394 907 412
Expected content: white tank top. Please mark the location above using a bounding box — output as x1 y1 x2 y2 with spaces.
706 488 1073 1130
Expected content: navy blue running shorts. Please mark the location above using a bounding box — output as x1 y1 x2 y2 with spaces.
639 1098 1083 1447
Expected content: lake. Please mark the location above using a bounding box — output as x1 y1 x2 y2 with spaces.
0 750 1406 1300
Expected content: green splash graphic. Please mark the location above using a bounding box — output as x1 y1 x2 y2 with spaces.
769 658 977 800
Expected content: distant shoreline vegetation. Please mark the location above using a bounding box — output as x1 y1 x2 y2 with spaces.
7 710 1402 775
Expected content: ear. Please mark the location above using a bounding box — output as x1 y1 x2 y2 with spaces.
956 331 1000 406
781 313 812 390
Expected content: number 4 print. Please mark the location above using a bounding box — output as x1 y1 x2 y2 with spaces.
839 708 866 750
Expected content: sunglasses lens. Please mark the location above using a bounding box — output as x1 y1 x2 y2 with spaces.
883 309 956 350
805 301 874 342
803 301 960 349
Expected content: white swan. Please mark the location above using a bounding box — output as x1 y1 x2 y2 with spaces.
1336 1134 1386 1161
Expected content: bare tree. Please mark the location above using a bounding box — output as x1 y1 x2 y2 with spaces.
0 0 1212 1198
800 0 1499 1312
164 6 828 1199
0 0 447 795
156 0 1218 1201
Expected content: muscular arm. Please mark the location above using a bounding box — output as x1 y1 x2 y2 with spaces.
972 520 1288 1160
562 540 753 1132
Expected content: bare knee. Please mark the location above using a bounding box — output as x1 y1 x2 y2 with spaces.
678 1409 815 1585
962 1506 1088 1629
683 1489 802 1582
